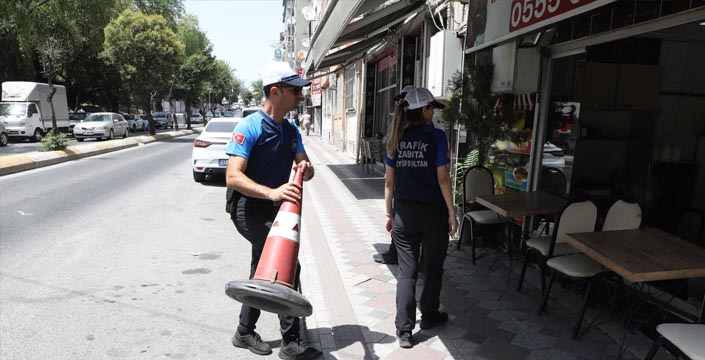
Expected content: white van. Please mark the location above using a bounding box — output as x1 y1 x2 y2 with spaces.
0 82 70 141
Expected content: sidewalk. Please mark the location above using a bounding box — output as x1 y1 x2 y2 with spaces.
297 136 660 360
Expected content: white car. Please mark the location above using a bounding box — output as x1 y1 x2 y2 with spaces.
0 122 8 147
542 142 566 169
190 113 204 124
191 117 242 182
73 112 129 141
123 114 144 132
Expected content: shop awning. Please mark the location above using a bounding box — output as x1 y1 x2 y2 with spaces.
304 0 424 75
318 32 387 69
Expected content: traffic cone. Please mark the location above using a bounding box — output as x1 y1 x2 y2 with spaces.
225 164 312 317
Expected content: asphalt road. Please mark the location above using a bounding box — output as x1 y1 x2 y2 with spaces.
0 135 284 359
0 126 199 157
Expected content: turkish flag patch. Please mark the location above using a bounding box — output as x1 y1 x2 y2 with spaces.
233 133 245 144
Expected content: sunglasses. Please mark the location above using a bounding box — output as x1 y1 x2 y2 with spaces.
277 84 303 95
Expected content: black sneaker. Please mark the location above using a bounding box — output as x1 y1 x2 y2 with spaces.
419 312 449 330
278 339 322 360
232 331 272 355
373 251 398 264
397 331 413 348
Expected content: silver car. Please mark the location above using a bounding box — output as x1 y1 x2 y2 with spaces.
123 114 145 132
73 112 129 141
0 121 8 147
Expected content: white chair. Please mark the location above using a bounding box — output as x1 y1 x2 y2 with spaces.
517 200 597 293
457 165 509 265
539 199 642 340
645 323 705 360
602 199 642 231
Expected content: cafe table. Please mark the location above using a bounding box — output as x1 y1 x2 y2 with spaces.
474 191 567 283
565 227 705 323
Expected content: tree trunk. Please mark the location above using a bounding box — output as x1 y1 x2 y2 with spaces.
146 101 156 135
47 86 58 134
185 99 192 130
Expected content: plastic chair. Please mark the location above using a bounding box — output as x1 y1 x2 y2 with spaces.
645 323 705 360
536 167 568 235
517 200 597 293
538 200 641 339
457 165 509 265
602 199 642 231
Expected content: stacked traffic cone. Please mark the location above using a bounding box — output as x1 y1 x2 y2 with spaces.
225 165 312 317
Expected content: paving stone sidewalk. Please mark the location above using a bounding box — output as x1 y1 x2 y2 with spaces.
297 137 663 360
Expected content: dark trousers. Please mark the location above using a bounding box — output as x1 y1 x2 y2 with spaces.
231 197 301 342
392 200 449 334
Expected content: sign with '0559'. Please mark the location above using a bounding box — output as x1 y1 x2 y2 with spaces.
509 0 599 31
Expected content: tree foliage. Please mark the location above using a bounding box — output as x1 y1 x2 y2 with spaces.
442 59 507 165
102 8 185 134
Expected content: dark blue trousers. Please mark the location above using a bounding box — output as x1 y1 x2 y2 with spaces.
392 200 449 334
232 197 301 342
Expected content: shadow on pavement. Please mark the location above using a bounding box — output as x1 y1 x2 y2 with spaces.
306 324 395 360
326 164 384 200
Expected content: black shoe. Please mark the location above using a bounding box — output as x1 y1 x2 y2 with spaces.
278 339 322 360
397 331 413 348
232 331 272 355
373 251 398 264
420 312 449 330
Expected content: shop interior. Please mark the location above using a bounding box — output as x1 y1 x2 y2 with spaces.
545 21 705 246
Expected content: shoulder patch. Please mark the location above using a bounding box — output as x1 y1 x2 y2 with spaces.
233 133 245 144
446 150 450 161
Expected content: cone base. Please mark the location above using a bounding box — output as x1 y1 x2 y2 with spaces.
225 279 313 317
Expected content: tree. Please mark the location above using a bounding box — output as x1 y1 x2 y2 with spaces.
102 8 185 134
442 59 507 166
172 14 214 129
37 36 65 133
250 79 263 105
131 0 184 30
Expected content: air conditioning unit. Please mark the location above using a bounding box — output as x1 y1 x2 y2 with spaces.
491 40 540 94
427 30 462 98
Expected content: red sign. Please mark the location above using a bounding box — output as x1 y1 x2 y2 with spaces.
311 79 322 95
509 0 600 32
298 67 303 76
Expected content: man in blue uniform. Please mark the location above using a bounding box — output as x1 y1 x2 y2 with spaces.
225 62 320 360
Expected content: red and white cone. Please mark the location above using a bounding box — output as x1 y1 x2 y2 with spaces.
225 165 312 317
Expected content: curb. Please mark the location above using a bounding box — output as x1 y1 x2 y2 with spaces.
0 129 195 176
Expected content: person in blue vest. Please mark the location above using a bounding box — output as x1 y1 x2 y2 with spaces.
225 61 320 360
384 86 458 348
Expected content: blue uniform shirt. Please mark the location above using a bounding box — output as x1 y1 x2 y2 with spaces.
384 124 450 205
226 110 305 189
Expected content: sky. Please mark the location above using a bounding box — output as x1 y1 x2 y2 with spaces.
183 0 285 87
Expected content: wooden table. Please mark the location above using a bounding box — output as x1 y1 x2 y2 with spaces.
565 227 705 322
475 191 566 218
565 228 705 282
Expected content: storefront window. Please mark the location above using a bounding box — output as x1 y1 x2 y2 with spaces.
373 56 397 138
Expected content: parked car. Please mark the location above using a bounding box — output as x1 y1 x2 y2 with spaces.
73 112 129 141
191 117 242 182
190 113 204 124
0 122 8 146
68 112 89 133
240 107 261 118
122 114 144 132
151 111 172 129
542 142 565 169
139 115 149 131
205 111 214 122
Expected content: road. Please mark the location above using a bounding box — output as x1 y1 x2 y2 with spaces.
0 126 198 157
0 134 283 359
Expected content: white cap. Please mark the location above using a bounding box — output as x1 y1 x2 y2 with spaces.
404 87 445 110
394 85 415 101
261 62 311 87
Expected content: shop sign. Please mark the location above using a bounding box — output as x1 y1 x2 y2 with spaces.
311 79 322 95
466 0 617 52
